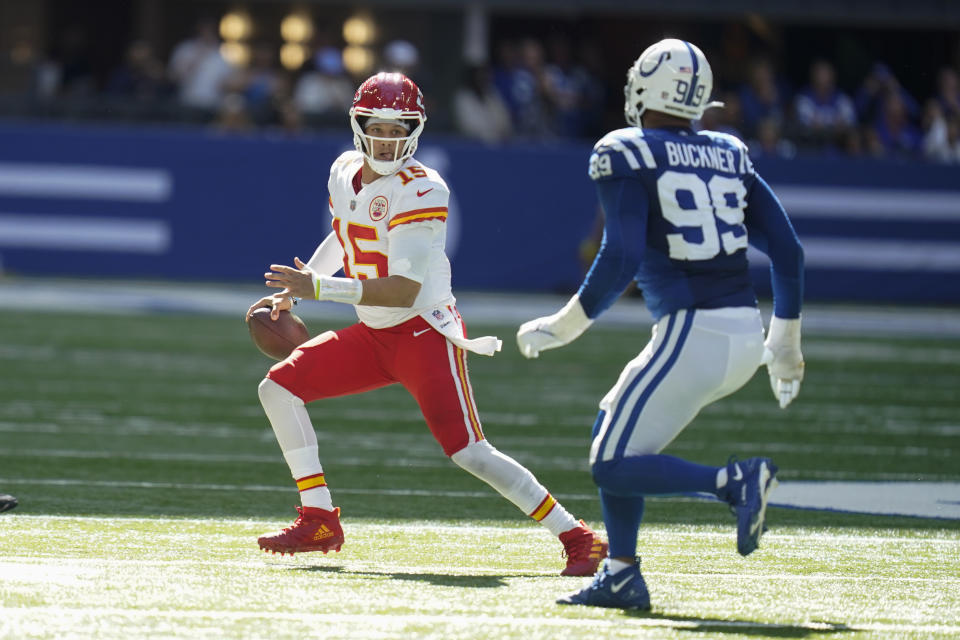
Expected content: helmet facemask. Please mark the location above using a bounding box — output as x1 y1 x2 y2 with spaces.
350 113 425 175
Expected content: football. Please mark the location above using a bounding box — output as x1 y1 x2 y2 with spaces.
248 307 310 360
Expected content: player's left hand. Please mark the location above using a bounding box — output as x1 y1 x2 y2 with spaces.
762 316 804 409
516 296 594 359
265 257 315 300
245 294 293 322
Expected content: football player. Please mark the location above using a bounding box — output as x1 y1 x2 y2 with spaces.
245 72 606 576
517 39 804 609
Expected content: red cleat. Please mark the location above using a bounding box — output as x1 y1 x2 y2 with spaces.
559 520 608 577
258 506 344 555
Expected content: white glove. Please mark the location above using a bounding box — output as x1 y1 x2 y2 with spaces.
517 296 593 359
762 315 804 409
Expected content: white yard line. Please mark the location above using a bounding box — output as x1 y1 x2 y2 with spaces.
0 606 956 635
0 277 958 337
2 477 959 519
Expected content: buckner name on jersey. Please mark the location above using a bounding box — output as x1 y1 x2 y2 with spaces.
583 126 768 321
663 140 739 174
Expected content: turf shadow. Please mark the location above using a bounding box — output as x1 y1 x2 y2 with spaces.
624 611 852 637
288 564 532 588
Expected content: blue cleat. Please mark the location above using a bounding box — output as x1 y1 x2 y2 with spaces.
557 558 651 610
725 457 779 556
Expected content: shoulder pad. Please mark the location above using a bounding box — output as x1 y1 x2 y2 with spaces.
330 150 360 175
588 128 656 181
699 130 754 174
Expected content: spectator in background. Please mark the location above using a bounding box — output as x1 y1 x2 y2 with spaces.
934 67 960 119
293 46 354 122
921 99 960 163
749 116 797 159
738 58 788 138
33 25 96 101
382 39 440 127
543 35 584 138
541 36 607 139
383 40 420 76
793 59 857 151
107 40 170 102
855 62 919 128
213 92 254 133
232 43 283 125
168 19 236 116
502 38 554 139
453 64 513 144
697 91 744 139
571 41 608 139
492 39 521 118
866 91 922 158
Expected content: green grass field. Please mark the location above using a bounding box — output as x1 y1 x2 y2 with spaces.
1 306 958 639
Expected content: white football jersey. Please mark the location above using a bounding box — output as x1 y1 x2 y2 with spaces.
327 150 455 329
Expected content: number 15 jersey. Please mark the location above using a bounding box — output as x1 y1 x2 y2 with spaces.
327 150 454 330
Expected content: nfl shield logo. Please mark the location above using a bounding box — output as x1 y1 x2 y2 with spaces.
432 310 444 321
350 200 356 210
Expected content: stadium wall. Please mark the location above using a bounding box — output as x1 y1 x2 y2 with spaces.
0 122 958 304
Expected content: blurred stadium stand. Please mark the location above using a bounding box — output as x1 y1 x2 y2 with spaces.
0 0 958 304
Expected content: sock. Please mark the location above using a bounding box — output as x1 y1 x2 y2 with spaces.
607 558 633 574
716 466 728 491
531 493 580 537
258 378 334 510
593 454 720 496
450 440 578 536
599 488 645 558
284 446 334 510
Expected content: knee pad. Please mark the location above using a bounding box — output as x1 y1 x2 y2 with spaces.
449 440 497 476
258 377 304 409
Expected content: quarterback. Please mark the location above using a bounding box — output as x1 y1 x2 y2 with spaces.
517 39 805 609
245 72 606 576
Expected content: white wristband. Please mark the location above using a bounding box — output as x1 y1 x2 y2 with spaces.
767 315 801 348
551 295 594 342
311 272 363 304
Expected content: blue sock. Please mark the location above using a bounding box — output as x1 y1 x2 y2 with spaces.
599 489 645 559
593 454 719 496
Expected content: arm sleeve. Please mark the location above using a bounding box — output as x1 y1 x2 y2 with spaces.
386 221 438 284
305 231 346 277
577 177 648 319
745 174 805 318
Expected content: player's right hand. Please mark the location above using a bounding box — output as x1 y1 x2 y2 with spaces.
245 294 293 323
762 316 804 409
517 318 564 359
516 296 594 359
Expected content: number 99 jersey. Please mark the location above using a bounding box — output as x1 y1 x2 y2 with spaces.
587 127 760 319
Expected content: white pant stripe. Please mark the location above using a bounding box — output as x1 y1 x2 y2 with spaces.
594 309 687 463
445 341 478 446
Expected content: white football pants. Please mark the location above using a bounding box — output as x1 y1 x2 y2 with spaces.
589 307 765 465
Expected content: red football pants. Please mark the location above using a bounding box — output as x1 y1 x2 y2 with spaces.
266 315 485 455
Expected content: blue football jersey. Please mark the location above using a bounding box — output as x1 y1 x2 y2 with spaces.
580 125 801 320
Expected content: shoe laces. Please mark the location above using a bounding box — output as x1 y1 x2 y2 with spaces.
561 530 596 560
281 506 308 533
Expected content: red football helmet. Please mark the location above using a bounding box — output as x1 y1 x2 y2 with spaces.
349 72 427 175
